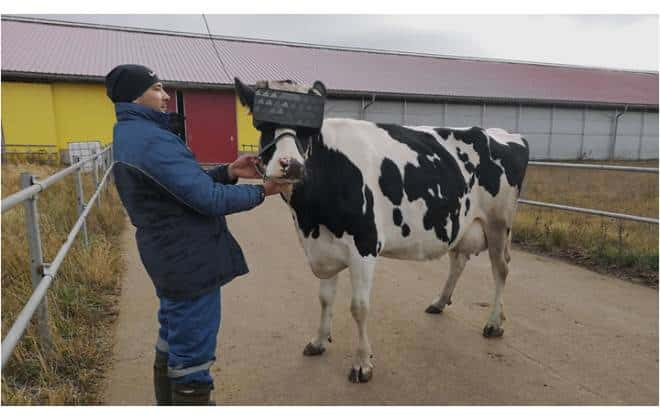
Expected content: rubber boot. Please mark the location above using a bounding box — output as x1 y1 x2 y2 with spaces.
171 381 215 405
153 352 172 405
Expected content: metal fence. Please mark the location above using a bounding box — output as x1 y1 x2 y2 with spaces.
1 146 114 369
519 161 659 225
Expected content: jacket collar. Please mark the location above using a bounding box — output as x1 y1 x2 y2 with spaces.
115 102 170 130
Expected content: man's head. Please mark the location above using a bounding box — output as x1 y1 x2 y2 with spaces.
105 64 170 112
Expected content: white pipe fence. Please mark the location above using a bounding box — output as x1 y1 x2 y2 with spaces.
1 146 114 369
520 161 658 225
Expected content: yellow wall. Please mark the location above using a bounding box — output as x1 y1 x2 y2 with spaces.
235 96 260 154
51 83 115 150
1 82 58 147
1 81 115 157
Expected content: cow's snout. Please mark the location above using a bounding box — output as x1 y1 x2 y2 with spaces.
279 157 305 181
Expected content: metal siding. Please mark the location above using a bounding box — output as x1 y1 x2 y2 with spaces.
553 108 584 133
1 82 58 147
643 111 659 135
550 108 583 159
51 83 116 150
483 105 518 132
614 135 644 159
446 104 482 127
641 111 659 159
522 134 547 160
614 112 643 159
405 102 444 126
325 98 361 119
2 19 658 107
583 108 613 159
518 106 551 159
364 100 404 124
550 134 581 159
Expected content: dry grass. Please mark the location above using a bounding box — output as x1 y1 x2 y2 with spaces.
514 160 658 285
1 160 127 404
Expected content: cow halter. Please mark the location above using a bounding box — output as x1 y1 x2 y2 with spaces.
255 128 308 181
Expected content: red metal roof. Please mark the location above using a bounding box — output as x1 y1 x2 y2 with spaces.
2 18 658 107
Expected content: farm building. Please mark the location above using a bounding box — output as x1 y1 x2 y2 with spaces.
1 16 658 164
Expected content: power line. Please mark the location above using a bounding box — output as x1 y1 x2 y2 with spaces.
201 14 231 81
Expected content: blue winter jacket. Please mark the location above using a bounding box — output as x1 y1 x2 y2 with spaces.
112 103 264 299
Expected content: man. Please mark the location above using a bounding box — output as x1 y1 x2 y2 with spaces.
105 64 288 405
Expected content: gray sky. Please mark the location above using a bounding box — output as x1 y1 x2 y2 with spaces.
20 14 659 72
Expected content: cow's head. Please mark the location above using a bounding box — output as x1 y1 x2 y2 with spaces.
234 77 327 183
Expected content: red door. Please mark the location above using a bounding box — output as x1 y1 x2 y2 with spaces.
183 90 237 164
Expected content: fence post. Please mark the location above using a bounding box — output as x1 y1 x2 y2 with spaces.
20 173 52 352
102 149 109 194
106 148 113 192
74 157 89 247
94 155 101 206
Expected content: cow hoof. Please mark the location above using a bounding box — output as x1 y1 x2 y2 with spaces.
425 304 443 314
348 367 372 383
482 325 504 338
303 342 326 356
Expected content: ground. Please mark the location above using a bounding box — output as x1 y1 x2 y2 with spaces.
101 195 658 405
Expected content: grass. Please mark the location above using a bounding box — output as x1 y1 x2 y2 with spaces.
1 159 127 404
514 160 658 285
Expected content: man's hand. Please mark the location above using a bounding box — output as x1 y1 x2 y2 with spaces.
263 180 292 196
228 154 261 180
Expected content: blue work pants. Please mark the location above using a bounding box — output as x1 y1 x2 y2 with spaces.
155 285 221 385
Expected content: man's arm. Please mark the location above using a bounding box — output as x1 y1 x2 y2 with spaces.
142 136 264 216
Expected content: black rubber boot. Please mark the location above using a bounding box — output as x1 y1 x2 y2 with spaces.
153 352 172 405
171 381 215 405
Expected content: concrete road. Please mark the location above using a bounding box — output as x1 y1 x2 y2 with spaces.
102 196 658 405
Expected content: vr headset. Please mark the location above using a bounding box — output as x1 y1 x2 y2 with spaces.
251 81 326 130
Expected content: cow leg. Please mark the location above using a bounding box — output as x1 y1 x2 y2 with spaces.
348 258 375 383
483 224 509 338
303 274 339 356
425 250 468 314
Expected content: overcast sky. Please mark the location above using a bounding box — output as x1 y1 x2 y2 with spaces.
18 14 659 72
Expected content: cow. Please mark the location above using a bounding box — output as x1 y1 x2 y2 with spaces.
234 78 530 383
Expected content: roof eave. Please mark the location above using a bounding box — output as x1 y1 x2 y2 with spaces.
3 71 657 110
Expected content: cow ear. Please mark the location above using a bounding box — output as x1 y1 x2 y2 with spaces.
312 81 327 98
234 77 255 110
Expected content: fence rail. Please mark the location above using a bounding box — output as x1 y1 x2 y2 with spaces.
519 160 659 224
527 161 658 174
1 145 114 369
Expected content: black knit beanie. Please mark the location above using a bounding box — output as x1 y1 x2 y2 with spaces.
105 64 161 103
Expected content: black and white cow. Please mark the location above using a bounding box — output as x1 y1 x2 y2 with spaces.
234 78 530 383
